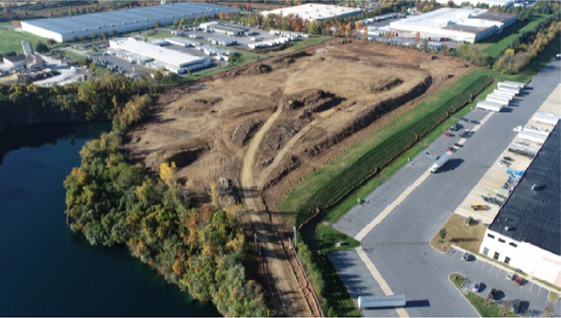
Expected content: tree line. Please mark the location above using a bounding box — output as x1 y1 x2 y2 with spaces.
494 15 561 74
0 71 157 132
64 131 269 316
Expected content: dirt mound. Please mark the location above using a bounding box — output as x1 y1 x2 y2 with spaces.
231 119 263 146
245 64 273 75
371 77 404 93
174 96 223 115
283 89 342 113
304 75 432 157
263 155 301 190
152 144 209 169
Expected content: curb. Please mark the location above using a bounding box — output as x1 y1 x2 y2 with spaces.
448 272 482 318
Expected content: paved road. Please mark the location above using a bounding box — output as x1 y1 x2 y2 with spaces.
332 59 561 317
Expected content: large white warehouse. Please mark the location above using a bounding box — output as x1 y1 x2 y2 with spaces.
109 38 210 73
479 122 561 288
389 8 517 43
20 2 236 43
261 4 362 22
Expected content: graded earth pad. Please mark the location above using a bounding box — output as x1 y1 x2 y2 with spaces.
124 40 470 210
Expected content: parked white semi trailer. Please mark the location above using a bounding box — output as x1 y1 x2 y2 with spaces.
492 90 516 99
358 294 407 309
499 81 525 90
430 151 451 173
497 87 519 95
486 95 509 105
489 91 513 100
477 100 505 112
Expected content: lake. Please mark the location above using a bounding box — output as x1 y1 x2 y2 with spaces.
0 123 219 316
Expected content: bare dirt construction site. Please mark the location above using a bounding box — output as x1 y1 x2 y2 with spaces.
125 39 470 211
123 39 471 316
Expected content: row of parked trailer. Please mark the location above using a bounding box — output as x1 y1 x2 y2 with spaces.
476 81 525 112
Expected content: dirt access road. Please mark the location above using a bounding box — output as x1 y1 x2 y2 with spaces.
241 106 318 316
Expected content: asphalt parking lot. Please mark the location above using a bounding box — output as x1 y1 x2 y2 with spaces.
449 247 554 317
331 59 561 317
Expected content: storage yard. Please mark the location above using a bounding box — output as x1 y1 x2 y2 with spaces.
123 40 471 213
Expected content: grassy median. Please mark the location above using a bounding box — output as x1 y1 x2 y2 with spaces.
449 273 519 317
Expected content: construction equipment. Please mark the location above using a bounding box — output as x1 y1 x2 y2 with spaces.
471 202 488 211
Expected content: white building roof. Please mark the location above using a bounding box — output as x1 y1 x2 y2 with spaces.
21 2 236 42
261 4 362 22
388 7 515 43
110 38 205 68
436 0 514 6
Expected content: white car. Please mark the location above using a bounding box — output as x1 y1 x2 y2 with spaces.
513 126 522 132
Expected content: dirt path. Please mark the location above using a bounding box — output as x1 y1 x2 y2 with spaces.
241 106 316 317
257 108 338 188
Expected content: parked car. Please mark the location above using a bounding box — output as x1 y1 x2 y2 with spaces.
514 274 524 285
453 142 463 149
512 298 521 313
462 252 472 261
471 283 480 293
470 120 480 124
503 156 514 162
488 288 498 300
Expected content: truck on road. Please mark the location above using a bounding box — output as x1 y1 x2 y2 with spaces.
430 151 452 173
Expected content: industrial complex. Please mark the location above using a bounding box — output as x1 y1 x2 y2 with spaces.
387 8 517 43
261 3 363 22
20 2 236 43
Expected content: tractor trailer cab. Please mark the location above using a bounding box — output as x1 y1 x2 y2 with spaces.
430 151 452 173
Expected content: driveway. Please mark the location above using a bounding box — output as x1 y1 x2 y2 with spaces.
332 59 561 317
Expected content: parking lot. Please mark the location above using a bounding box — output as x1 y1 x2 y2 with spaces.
449 247 554 317
178 23 302 50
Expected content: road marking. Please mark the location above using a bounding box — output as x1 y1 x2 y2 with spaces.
354 170 431 241
489 266 494 274
481 262 486 271
529 283 533 293
537 287 542 297
356 247 409 318
496 269 502 278
473 259 479 267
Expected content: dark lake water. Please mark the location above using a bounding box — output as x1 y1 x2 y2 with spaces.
0 123 219 316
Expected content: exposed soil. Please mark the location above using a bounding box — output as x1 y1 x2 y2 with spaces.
124 39 470 212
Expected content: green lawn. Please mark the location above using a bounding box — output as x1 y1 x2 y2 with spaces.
479 14 554 59
0 23 48 54
450 273 466 289
285 36 330 52
466 292 519 317
300 224 361 317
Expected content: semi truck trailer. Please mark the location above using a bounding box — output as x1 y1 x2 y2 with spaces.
358 294 407 309
430 151 451 173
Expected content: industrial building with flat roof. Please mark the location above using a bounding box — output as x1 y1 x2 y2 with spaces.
109 38 210 73
261 4 362 22
20 2 236 43
480 121 561 287
389 8 517 43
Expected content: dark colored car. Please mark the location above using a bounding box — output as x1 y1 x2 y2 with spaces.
512 299 521 313
488 288 498 300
